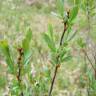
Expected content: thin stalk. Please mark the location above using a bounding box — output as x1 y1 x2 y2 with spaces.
48 64 60 96
17 48 24 96
48 12 69 96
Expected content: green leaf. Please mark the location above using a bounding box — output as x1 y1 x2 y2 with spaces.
77 38 86 48
60 47 68 58
69 5 78 22
51 53 59 65
22 28 32 65
56 0 64 18
43 24 56 53
24 51 32 67
61 55 72 62
67 30 77 41
43 33 56 53
48 23 54 41
0 40 14 74
22 28 32 53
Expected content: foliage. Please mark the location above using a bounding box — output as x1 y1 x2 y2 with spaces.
43 0 79 95
0 0 96 96
0 28 32 95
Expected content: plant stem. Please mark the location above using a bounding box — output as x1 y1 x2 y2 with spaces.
17 48 24 96
48 12 69 96
48 64 60 96
60 22 67 46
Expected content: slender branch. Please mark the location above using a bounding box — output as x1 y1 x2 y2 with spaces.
17 48 24 96
48 11 69 96
60 10 70 46
60 22 67 46
48 64 60 96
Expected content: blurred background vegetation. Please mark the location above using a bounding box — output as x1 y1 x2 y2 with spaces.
0 0 96 96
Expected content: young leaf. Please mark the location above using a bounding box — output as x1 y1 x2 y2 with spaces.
61 54 72 62
69 5 78 22
22 28 32 65
0 40 14 74
60 47 68 59
56 0 64 18
77 38 86 48
67 30 77 41
48 23 54 41
22 28 32 53
43 33 56 53
24 51 32 67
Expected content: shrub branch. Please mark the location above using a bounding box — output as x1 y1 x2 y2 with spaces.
48 11 69 96
17 48 24 96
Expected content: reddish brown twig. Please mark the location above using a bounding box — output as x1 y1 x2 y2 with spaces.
48 11 69 96
17 48 24 96
48 64 60 96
